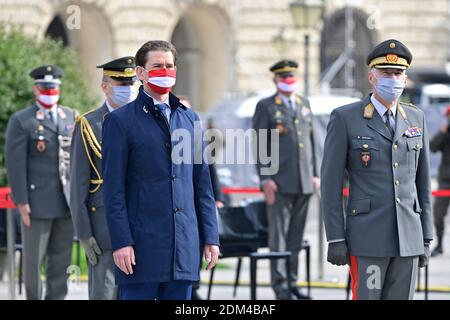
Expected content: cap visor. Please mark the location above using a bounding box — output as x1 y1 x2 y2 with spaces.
374 65 407 70
34 79 61 84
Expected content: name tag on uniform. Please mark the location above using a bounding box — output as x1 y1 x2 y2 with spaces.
356 136 374 140
404 126 422 137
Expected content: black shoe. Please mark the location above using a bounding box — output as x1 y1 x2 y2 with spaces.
290 287 312 300
431 245 443 257
191 290 203 300
275 289 294 300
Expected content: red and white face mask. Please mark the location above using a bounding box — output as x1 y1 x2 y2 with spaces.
143 68 177 94
37 88 60 109
276 77 298 94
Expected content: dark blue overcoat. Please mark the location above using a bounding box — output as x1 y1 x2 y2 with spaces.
102 87 219 284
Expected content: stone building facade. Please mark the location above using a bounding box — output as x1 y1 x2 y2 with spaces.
1 0 449 110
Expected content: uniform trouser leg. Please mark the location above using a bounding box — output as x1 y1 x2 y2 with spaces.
349 256 418 300
21 218 52 300
268 193 310 296
433 183 450 240
44 217 73 300
88 250 117 300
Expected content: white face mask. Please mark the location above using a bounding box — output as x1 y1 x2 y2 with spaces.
374 76 406 102
109 85 138 107
276 81 298 93
38 94 59 107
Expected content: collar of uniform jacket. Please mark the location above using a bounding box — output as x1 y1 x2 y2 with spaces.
139 86 187 116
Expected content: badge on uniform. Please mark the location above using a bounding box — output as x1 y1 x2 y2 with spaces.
65 124 74 132
274 111 288 134
58 108 66 119
36 110 45 121
36 136 46 152
361 151 371 167
404 126 422 137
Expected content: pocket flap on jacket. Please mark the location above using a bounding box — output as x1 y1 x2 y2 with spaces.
87 196 104 212
352 139 379 150
348 199 371 215
406 139 422 151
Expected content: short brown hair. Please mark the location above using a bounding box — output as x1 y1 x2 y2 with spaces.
135 40 177 67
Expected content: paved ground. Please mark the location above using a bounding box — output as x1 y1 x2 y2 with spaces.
1 192 449 300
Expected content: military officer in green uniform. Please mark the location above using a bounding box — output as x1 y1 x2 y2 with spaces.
252 60 319 300
69 57 137 299
5 65 77 300
321 39 433 300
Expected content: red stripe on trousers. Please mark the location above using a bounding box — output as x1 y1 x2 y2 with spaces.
349 255 359 301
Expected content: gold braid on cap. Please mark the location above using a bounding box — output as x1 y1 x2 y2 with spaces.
103 68 135 78
368 56 409 69
75 115 103 194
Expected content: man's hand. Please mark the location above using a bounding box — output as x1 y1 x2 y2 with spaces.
204 244 220 270
262 179 278 205
419 244 431 268
113 246 136 275
17 203 31 227
80 237 102 266
312 176 321 190
327 241 349 266
215 201 224 209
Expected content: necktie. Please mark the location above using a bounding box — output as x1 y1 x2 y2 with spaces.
288 99 295 111
48 110 55 125
156 103 169 121
384 109 395 137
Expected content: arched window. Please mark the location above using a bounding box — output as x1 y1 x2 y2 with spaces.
45 15 69 46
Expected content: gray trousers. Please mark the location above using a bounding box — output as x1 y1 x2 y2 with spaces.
87 250 117 300
21 217 73 300
433 182 450 240
349 256 418 300
268 192 311 297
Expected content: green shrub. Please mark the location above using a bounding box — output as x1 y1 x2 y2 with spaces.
0 24 97 186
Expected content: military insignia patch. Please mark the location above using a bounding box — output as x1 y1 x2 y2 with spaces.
36 110 45 121
361 151 371 167
404 126 422 137
36 136 46 152
274 111 287 134
363 104 375 119
275 96 282 105
58 108 66 119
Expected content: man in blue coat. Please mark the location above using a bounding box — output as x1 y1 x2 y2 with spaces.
102 40 220 300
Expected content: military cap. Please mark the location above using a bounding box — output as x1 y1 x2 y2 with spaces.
29 65 64 84
367 39 412 70
270 59 298 75
97 56 136 80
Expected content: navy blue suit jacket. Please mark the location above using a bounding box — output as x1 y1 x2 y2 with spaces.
102 87 219 284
